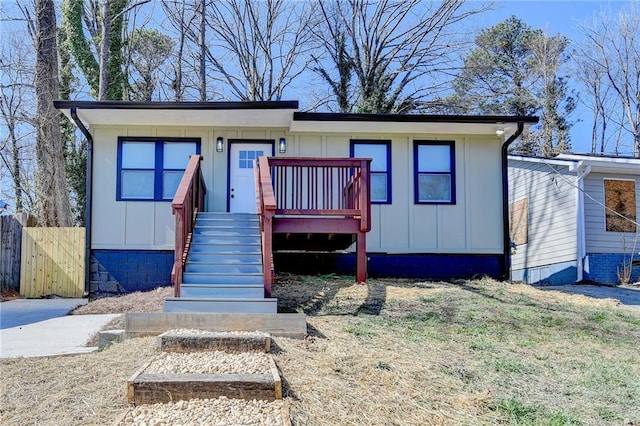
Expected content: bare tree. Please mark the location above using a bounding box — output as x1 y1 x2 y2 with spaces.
578 4 640 157
313 0 491 113
160 0 207 100
202 0 318 101
0 34 37 213
34 0 73 226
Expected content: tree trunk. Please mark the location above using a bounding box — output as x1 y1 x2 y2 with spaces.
98 0 112 101
35 0 73 226
198 0 206 101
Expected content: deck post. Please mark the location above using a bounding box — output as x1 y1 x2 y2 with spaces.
356 231 367 283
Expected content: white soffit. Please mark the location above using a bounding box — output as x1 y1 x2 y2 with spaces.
289 120 521 136
63 108 296 128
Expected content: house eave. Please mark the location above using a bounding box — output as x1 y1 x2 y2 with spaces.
54 100 299 128
292 112 538 135
509 154 640 175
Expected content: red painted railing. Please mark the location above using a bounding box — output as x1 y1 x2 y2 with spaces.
171 155 206 297
255 157 276 296
269 158 371 230
256 157 371 290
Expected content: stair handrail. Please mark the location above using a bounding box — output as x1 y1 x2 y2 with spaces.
171 154 206 297
256 156 276 296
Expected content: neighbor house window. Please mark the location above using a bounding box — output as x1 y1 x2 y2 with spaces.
117 137 201 201
604 178 637 233
414 141 455 204
350 140 392 204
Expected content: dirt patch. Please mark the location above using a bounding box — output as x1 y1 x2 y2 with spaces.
0 290 19 302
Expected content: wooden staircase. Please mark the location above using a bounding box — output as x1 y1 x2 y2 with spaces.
165 212 276 313
167 154 371 314
164 212 277 313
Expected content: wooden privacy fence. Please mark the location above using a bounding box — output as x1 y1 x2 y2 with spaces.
1 214 36 291
20 227 85 298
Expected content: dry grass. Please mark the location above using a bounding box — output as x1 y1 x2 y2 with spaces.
273 275 640 425
0 337 157 425
2 276 640 425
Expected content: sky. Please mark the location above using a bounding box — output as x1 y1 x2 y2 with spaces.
476 0 633 154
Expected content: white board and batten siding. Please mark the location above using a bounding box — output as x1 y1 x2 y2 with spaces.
583 172 640 254
92 124 506 254
293 133 505 254
91 126 212 250
508 159 577 270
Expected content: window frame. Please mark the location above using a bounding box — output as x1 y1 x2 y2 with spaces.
413 140 456 205
350 139 392 204
116 136 201 202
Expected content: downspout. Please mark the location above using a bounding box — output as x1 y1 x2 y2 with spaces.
570 161 591 282
501 122 525 281
70 106 93 297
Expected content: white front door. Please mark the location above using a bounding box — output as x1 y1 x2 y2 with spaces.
229 142 273 213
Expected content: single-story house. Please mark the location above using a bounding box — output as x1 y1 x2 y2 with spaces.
509 153 640 285
54 100 537 310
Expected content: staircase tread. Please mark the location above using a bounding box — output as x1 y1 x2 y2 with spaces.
181 283 264 287
166 297 277 302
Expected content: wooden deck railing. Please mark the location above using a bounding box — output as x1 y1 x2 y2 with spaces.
171 155 206 297
256 157 371 292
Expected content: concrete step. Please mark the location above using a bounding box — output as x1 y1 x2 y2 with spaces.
191 234 261 245
164 297 278 314
189 243 261 254
182 272 263 285
187 253 263 264
184 262 262 274
180 284 265 298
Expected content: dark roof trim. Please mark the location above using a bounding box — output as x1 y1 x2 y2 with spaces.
53 100 299 110
294 111 539 124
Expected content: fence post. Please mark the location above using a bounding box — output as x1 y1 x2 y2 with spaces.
0 214 29 291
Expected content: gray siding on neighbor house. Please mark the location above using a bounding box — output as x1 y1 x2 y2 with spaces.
509 159 577 272
584 172 640 254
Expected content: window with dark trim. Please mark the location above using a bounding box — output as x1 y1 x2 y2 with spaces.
413 140 455 204
117 137 201 201
350 140 392 204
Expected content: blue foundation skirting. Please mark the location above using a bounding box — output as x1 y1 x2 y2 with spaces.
585 253 640 285
274 252 503 280
90 249 174 297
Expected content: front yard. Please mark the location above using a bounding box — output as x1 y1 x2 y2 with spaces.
1 276 639 425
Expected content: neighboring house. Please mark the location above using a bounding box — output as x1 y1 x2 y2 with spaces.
509 153 640 286
54 100 537 301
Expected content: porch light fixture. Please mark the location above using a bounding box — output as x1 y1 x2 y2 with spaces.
216 136 224 152
279 137 287 153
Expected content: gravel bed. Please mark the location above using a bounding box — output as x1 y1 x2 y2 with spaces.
120 397 285 425
146 351 272 375
161 329 270 337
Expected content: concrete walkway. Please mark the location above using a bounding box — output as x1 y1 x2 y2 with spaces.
0 314 121 358
539 284 640 309
1 298 88 329
0 298 119 358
